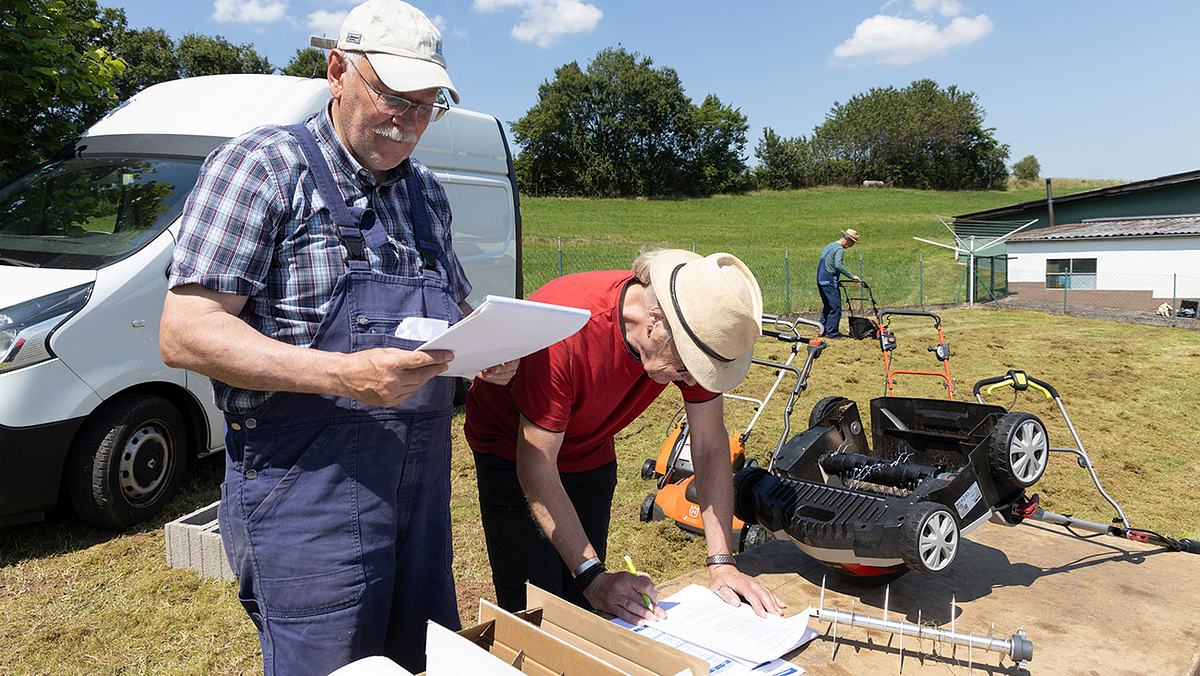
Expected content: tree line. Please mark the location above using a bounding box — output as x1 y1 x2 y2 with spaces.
1 0 327 180
5 1 1021 194
514 51 1014 196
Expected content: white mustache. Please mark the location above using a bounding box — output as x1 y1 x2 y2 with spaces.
373 125 417 143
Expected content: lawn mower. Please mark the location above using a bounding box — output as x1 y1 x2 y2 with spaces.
731 369 1199 586
877 310 954 399
638 314 826 552
838 278 880 340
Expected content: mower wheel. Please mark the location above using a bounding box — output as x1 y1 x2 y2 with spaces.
989 412 1049 489
641 458 657 481
899 502 959 575
808 396 849 428
738 524 773 552
639 493 660 523
829 564 908 587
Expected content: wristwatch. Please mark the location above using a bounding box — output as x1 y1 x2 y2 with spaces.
705 554 737 567
573 556 602 577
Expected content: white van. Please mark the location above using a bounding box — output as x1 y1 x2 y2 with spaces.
0 74 522 529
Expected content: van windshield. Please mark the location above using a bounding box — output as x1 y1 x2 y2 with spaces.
0 156 201 269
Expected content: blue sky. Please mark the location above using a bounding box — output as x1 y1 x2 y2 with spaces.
101 0 1200 181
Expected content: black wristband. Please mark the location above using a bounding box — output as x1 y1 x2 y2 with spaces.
574 562 606 593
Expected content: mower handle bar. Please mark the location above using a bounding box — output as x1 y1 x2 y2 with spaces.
762 313 824 338
878 309 941 328
972 370 1060 400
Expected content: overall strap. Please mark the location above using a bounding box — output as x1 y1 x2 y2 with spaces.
285 124 381 269
404 170 456 284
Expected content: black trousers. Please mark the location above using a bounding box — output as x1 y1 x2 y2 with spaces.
474 452 618 612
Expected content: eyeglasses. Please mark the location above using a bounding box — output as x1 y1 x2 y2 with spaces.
346 56 449 122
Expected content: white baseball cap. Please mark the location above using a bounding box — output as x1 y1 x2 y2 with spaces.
311 0 459 103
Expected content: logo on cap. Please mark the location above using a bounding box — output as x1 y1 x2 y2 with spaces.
346 31 362 44
435 39 443 56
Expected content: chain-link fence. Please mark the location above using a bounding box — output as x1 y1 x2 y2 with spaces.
522 238 1200 329
997 269 1200 324
522 238 993 314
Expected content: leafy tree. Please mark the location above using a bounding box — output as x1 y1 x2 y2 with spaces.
690 95 751 194
512 47 748 197
0 0 125 180
178 34 274 78
753 127 816 190
283 48 329 79
113 28 181 100
1012 155 1040 182
809 79 1009 190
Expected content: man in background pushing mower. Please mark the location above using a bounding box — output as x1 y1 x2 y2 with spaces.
817 228 862 338
465 249 784 625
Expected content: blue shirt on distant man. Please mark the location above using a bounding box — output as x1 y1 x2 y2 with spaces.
816 228 861 338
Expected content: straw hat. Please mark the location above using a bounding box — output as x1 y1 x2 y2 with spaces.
841 228 861 243
648 250 763 392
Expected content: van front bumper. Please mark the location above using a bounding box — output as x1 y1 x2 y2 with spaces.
0 417 85 525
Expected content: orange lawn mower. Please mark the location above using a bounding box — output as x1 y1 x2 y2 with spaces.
877 310 954 399
638 314 827 552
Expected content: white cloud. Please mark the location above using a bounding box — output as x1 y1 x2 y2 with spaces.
212 0 288 23
431 14 447 31
472 0 602 48
912 0 962 18
832 13 992 65
306 9 349 37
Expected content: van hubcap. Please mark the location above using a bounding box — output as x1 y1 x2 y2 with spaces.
119 422 172 505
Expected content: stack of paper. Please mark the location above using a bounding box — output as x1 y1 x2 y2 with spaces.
417 295 590 378
615 585 818 675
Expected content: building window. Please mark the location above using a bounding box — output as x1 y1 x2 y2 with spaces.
1046 258 1097 289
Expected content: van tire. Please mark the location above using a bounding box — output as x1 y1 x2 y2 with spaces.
65 394 187 530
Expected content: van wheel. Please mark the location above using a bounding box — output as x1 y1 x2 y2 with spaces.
66 394 187 530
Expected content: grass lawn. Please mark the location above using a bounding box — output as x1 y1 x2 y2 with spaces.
520 180 1117 312
2 304 1197 673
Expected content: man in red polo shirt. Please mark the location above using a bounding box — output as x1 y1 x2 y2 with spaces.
465 249 785 624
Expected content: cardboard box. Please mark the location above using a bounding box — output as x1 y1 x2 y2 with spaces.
520 584 708 676
430 598 624 675
427 585 707 675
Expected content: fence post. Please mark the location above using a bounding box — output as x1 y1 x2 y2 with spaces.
859 253 864 279
556 237 563 277
785 249 791 312
1172 273 1177 318
919 254 924 307
1062 280 1068 314
691 242 696 253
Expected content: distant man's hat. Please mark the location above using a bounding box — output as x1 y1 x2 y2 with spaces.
311 0 459 103
841 228 861 242
648 250 764 392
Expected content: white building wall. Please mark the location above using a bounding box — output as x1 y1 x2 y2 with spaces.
1007 236 1200 297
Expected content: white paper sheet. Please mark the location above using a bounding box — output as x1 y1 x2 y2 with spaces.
417 295 590 378
615 620 807 676
638 585 818 667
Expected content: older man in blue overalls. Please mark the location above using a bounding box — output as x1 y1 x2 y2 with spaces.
159 1 516 673
817 229 861 338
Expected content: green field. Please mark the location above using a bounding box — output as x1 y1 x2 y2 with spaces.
521 180 1115 311
8 182 1193 674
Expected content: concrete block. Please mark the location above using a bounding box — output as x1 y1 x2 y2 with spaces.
164 500 236 581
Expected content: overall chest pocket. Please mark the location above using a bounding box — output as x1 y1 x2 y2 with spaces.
350 313 431 352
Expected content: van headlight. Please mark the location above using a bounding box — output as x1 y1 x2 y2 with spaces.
0 283 93 373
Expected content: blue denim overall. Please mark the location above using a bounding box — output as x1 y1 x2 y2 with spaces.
817 242 843 336
217 124 462 675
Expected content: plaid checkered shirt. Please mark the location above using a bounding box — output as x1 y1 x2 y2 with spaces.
169 105 472 414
